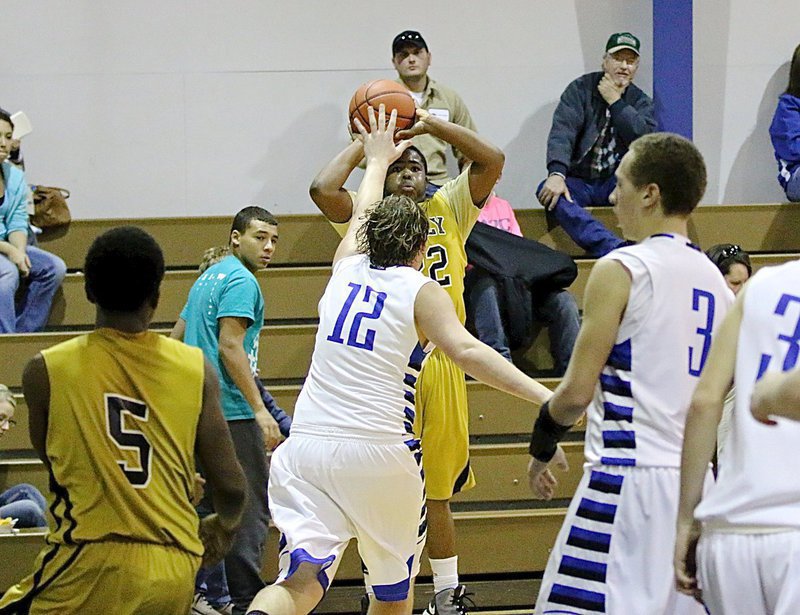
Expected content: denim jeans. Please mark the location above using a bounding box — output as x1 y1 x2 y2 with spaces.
538 175 624 257
195 500 233 605
467 271 580 375
467 272 513 361
196 561 232 606
0 245 66 333
787 167 800 202
0 483 48 528
531 289 581 375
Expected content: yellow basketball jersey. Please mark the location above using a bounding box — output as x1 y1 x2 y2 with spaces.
342 171 480 323
41 329 205 556
420 171 480 324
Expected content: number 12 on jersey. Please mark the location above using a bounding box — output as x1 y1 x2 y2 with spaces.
327 283 387 352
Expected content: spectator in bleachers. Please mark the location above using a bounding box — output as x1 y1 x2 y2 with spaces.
706 243 752 296
172 208 282 615
0 107 66 333
391 29 477 196
465 189 579 375
769 43 800 202
0 384 47 528
536 33 656 255
191 245 291 615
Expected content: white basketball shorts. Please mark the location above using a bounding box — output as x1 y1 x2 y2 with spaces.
268 432 426 601
698 529 800 614
534 465 706 615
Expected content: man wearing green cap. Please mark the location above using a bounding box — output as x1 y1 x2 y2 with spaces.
536 32 657 256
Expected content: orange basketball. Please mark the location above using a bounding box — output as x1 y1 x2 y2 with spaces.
348 80 416 134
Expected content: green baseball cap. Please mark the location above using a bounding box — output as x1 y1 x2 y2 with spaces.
606 32 640 56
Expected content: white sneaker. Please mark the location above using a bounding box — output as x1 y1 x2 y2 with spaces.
191 593 223 615
423 585 474 615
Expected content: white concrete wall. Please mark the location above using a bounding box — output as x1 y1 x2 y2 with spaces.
694 0 800 204
1 0 651 218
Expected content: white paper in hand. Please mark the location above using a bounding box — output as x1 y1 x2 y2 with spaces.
11 111 33 140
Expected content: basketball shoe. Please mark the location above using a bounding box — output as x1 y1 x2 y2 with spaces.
423 585 474 614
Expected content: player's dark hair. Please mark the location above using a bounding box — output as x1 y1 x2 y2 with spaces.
787 43 800 97
84 226 165 311
627 133 707 216
0 108 12 128
229 206 278 239
357 195 429 268
706 243 752 277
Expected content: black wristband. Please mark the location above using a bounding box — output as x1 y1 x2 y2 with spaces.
529 400 573 462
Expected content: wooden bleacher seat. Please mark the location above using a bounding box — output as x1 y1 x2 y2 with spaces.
35 204 800 271
49 266 331 327
44 253 797 329
4 203 800 600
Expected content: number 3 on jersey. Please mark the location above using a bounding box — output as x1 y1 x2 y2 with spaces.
105 394 152 488
757 293 800 378
689 289 716 376
327 283 387 351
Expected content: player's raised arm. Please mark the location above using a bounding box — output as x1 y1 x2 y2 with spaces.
333 106 410 264
309 140 363 224
195 358 247 567
396 108 504 205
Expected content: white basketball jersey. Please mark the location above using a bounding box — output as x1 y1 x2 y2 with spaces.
292 254 434 441
696 260 800 529
585 234 733 468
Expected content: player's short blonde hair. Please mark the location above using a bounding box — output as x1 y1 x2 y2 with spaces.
199 246 231 273
357 195 429 268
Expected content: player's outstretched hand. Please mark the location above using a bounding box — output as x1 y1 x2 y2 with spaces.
527 445 569 500
199 513 238 568
674 521 704 605
352 104 411 167
255 410 282 451
395 107 433 140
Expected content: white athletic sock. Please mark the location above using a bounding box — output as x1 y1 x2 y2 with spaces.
430 556 459 593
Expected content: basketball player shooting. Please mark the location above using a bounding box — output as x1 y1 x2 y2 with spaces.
246 107 551 615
